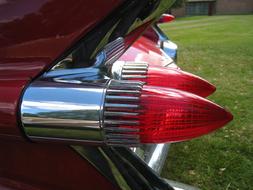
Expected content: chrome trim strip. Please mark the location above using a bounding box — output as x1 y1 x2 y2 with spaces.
104 127 139 133
104 103 139 108
121 75 147 79
104 111 139 116
146 144 170 174
72 146 175 190
107 89 141 94
132 144 170 175
105 95 140 101
153 24 178 64
165 179 200 190
104 120 139 125
104 37 126 67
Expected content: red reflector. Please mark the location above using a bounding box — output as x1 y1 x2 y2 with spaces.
147 66 216 97
121 64 216 97
116 86 233 144
158 14 175 24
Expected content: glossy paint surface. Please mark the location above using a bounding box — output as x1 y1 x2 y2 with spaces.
0 139 119 190
0 0 122 137
119 36 173 67
0 0 121 71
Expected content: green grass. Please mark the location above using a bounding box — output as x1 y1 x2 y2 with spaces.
160 15 253 190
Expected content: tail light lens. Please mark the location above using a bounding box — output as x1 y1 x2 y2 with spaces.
140 86 233 143
105 84 233 144
114 62 216 97
158 14 175 24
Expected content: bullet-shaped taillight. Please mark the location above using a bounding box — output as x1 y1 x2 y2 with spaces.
130 86 233 143
157 14 175 24
112 61 216 97
21 80 232 146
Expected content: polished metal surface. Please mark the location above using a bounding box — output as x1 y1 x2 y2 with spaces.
103 80 143 146
21 80 108 144
49 38 125 79
145 144 170 174
21 79 144 146
111 61 149 80
161 41 178 63
154 24 178 63
165 179 200 190
103 37 125 67
131 144 170 174
20 35 145 146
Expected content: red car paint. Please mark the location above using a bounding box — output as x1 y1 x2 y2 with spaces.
120 36 171 67
0 139 119 190
142 27 159 43
0 0 123 138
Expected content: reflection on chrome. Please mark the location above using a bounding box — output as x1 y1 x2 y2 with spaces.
20 78 144 146
22 101 100 111
21 79 107 144
132 144 170 174
147 144 170 174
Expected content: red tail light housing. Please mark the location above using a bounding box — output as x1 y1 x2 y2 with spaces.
105 84 233 144
158 14 175 24
116 62 216 97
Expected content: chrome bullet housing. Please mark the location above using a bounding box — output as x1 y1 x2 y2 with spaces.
20 79 143 146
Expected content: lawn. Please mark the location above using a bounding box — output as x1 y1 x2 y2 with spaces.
160 15 253 190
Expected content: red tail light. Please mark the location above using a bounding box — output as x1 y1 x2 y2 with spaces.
158 14 175 24
21 80 233 146
119 62 216 97
105 84 233 144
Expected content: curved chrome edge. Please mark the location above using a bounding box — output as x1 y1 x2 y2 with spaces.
153 24 178 66
164 179 200 190
132 143 170 174
73 146 175 190
145 144 170 174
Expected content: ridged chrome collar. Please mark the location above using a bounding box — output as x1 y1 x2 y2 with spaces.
111 61 149 80
104 80 144 146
